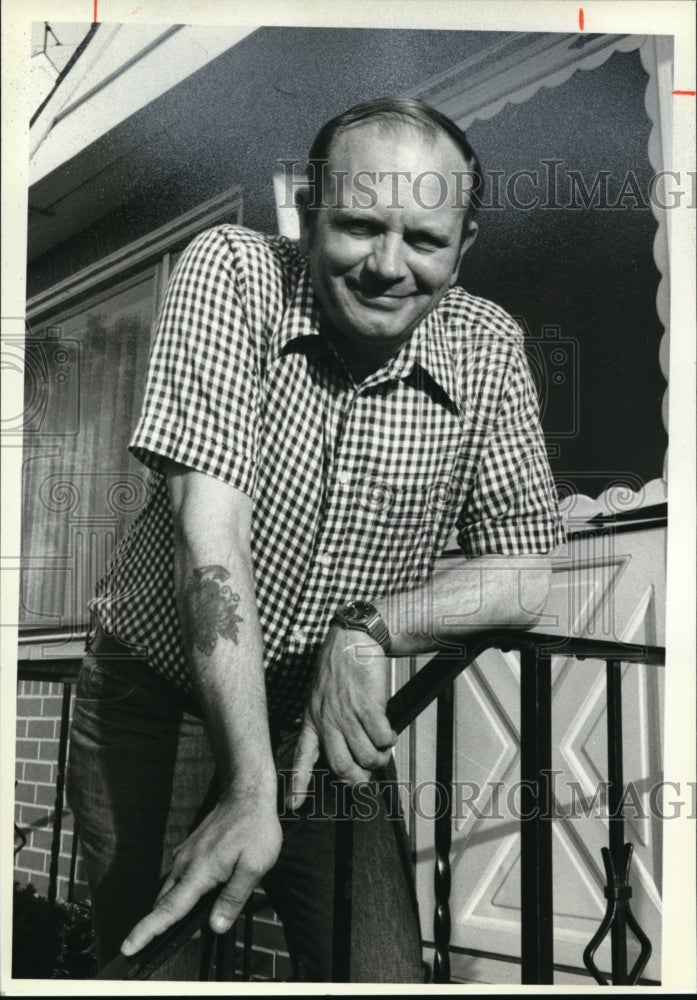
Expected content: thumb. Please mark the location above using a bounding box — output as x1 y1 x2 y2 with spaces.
286 719 320 810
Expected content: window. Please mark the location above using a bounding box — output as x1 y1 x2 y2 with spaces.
19 188 243 632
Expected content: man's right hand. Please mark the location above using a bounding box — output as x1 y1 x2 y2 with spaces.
121 787 282 955
132 465 281 957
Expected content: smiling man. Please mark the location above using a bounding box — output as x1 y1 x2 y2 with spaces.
67 98 564 983
299 119 478 377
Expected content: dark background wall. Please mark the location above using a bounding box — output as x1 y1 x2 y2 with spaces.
463 48 666 496
27 28 666 496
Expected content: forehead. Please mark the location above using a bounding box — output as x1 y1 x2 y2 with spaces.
322 121 472 217
326 120 468 173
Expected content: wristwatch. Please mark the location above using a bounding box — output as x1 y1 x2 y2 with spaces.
331 600 392 654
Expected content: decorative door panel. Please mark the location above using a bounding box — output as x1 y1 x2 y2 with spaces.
396 519 666 983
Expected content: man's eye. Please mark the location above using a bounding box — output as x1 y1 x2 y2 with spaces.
407 233 447 252
341 221 376 237
409 239 439 253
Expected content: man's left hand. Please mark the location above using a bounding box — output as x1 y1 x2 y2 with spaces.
288 626 397 808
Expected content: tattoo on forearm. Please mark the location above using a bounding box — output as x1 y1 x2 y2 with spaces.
184 565 244 655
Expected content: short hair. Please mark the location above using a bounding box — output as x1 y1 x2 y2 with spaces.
305 96 483 230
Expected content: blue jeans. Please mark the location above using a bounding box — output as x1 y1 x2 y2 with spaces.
66 653 424 982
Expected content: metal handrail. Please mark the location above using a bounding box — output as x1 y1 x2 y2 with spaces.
333 630 664 984
386 630 664 735
91 628 664 982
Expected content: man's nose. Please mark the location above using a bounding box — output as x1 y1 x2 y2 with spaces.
366 233 406 282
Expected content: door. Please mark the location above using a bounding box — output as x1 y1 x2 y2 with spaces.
393 507 666 984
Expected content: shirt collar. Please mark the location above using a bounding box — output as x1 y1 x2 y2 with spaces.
268 270 461 412
389 304 462 413
267 265 323 364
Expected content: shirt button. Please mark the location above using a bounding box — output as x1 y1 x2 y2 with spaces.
292 625 307 641
336 471 351 485
316 552 332 567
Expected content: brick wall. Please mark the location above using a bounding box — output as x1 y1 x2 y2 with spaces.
14 679 89 904
236 890 293 982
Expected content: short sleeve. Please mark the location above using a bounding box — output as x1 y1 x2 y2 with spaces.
457 344 565 556
129 228 259 497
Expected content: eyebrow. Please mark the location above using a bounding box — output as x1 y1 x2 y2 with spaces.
329 209 455 246
406 227 453 247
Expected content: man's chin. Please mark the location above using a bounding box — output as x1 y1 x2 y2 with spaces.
337 323 415 350
340 306 421 344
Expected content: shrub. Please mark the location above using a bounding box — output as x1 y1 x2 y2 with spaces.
12 882 96 979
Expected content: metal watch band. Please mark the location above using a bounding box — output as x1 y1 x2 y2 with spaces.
331 601 392 654
364 611 391 654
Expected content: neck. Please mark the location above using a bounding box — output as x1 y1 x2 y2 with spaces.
324 327 407 383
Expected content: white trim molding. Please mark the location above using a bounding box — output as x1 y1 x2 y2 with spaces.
409 32 643 130
29 24 258 185
640 36 674 480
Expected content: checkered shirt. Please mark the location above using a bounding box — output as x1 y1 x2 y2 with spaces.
91 224 564 727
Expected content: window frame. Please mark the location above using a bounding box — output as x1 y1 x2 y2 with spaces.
27 186 243 324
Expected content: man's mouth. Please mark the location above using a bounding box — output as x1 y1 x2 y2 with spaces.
345 280 411 308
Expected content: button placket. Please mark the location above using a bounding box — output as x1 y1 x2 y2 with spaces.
314 385 361 573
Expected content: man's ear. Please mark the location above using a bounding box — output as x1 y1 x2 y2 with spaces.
296 187 313 256
449 220 478 286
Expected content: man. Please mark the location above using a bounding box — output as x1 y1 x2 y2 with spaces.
67 97 564 982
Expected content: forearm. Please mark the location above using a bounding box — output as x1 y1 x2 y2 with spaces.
173 540 276 796
166 463 276 797
289 553 551 799
123 465 281 956
374 554 552 657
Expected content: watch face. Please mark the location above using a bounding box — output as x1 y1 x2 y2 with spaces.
343 600 374 625
334 600 390 652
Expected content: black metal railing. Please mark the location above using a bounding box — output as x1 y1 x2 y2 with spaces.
86 628 664 984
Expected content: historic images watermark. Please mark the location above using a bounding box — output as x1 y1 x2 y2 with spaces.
2 318 81 439
279 770 697 823
277 160 697 212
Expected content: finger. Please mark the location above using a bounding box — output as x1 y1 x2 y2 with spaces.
286 721 320 809
359 706 398 752
154 836 193 904
332 716 391 773
322 728 372 786
121 872 211 956
360 743 393 770
154 871 179 906
209 863 260 934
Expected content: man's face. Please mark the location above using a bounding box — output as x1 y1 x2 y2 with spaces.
302 123 478 351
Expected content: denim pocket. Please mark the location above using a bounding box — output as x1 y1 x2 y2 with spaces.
75 654 140 705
